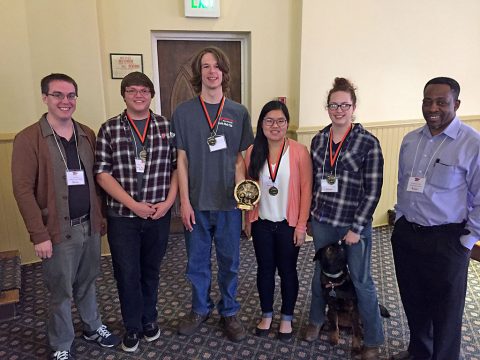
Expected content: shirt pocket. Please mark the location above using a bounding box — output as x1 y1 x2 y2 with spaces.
429 162 464 190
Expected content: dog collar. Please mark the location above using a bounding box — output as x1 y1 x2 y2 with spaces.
322 270 344 279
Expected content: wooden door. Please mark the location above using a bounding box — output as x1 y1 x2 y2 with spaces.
156 40 242 120
156 40 243 232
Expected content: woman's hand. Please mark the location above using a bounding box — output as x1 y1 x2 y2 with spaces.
294 230 306 247
343 230 360 245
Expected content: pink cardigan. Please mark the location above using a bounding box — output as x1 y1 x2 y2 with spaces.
244 139 313 233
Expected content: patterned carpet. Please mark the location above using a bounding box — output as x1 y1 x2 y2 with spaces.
1 226 479 359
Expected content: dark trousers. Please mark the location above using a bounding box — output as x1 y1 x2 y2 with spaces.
108 212 171 332
391 216 471 360
251 219 299 317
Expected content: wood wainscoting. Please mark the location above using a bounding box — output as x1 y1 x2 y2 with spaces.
296 116 480 227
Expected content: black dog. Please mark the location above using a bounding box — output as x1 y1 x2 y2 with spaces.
313 240 390 354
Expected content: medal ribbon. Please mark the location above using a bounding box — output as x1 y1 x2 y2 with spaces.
267 138 286 184
199 95 225 130
329 124 352 167
126 111 151 144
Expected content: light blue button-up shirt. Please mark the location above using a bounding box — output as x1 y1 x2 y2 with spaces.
395 117 480 249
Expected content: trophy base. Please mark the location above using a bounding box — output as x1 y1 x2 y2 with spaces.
237 204 254 211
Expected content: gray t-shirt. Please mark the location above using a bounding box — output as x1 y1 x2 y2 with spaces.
171 97 254 211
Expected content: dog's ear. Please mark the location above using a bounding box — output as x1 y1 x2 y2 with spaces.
313 248 322 262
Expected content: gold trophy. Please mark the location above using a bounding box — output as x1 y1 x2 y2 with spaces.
234 180 261 210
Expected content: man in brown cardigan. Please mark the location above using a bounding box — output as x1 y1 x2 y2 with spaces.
12 73 119 360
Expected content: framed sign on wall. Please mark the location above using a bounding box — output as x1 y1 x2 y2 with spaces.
110 54 143 79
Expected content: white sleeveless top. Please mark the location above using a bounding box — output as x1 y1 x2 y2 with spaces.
258 148 290 222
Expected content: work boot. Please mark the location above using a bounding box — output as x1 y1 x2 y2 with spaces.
220 315 246 342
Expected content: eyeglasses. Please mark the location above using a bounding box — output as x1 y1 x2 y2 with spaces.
47 92 77 101
125 89 151 96
263 117 287 127
327 103 353 111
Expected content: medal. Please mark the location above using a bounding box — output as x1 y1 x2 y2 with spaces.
207 136 216 146
327 173 336 185
139 149 147 161
329 288 337 298
269 186 278 196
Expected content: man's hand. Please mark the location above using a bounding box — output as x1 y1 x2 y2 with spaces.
151 202 171 220
181 202 195 232
131 202 155 219
100 218 107 236
35 240 53 259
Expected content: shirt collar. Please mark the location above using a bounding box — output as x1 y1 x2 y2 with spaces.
420 116 460 140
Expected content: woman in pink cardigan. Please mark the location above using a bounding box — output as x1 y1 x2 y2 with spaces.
244 100 312 341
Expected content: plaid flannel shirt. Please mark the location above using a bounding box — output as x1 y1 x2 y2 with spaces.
310 123 383 233
95 111 177 217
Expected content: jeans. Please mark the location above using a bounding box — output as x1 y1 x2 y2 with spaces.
43 221 102 351
251 219 299 318
185 209 241 316
308 220 384 347
108 212 171 332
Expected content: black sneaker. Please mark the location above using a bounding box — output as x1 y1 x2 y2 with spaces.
143 323 160 342
121 330 140 352
51 350 73 360
220 315 246 342
83 324 121 348
177 311 209 336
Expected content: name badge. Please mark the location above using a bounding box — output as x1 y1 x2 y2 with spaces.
66 170 85 186
407 176 425 193
209 135 227 152
135 158 146 173
321 178 338 193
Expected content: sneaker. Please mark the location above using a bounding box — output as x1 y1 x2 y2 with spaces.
83 324 121 348
304 323 321 342
177 311 209 336
220 315 246 342
51 350 73 360
143 323 161 342
122 330 140 352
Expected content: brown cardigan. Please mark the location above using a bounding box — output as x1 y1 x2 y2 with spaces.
12 115 103 245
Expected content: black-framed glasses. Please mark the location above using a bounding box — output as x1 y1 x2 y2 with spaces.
326 103 352 111
47 92 77 101
263 117 287 127
125 89 151 96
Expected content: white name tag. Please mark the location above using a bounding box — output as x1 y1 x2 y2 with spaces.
407 176 426 193
135 158 146 173
209 135 227 152
321 179 338 192
66 170 85 186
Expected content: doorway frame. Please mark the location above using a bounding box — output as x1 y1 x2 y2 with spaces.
151 31 251 115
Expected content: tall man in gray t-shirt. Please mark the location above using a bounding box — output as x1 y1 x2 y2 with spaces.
172 47 254 342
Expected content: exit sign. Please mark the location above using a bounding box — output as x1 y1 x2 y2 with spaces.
184 0 220 18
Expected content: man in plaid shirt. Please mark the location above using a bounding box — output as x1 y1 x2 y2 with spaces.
95 72 177 353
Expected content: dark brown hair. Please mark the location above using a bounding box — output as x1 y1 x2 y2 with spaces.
120 71 155 98
190 46 230 94
327 77 357 106
41 73 78 95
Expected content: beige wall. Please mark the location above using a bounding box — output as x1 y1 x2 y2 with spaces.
299 0 480 128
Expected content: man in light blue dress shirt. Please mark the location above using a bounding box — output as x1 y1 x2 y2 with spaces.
390 77 480 360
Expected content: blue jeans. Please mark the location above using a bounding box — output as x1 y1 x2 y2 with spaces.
107 212 171 332
308 220 384 347
251 219 299 318
185 209 241 316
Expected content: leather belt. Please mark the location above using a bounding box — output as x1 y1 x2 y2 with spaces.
70 213 89 226
405 218 467 234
